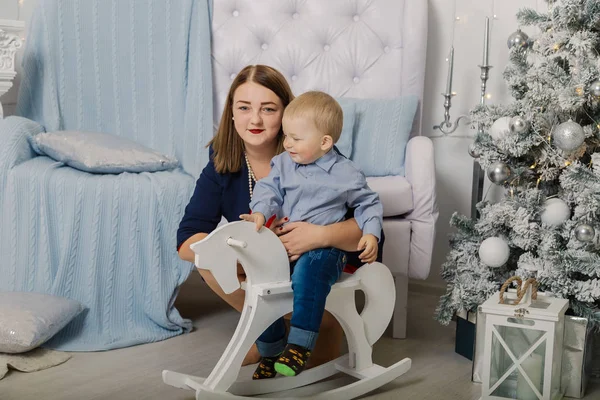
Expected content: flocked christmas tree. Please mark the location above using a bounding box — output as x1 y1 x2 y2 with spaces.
436 0 600 327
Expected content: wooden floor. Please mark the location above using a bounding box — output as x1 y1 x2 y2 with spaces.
2 273 598 399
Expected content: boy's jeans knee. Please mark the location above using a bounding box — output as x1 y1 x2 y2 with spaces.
256 248 346 354
288 248 346 350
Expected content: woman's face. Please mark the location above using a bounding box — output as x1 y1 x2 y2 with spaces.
232 82 284 151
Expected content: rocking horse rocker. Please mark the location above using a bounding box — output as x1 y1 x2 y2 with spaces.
163 221 411 399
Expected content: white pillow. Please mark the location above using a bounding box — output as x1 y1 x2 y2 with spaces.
29 131 180 174
0 292 84 353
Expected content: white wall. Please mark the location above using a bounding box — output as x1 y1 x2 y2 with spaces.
0 0 548 289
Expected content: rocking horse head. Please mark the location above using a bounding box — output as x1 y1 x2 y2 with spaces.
189 221 291 294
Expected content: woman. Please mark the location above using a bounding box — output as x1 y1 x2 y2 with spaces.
177 65 380 367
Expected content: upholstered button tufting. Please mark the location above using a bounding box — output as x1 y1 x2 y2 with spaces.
292 13 299 19
353 77 360 83
323 44 331 51
230 73 236 80
384 46 390 53
261 43 269 50
232 10 239 17
291 75 298 81
353 15 360 22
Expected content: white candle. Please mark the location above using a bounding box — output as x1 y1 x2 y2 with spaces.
483 17 490 66
445 47 454 95
516 353 543 400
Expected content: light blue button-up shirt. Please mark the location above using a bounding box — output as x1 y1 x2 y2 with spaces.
250 150 383 239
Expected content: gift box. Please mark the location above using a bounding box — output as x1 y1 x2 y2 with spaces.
455 309 476 360
561 316 593 398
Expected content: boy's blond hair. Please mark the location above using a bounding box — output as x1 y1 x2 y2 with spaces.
283 91 343 143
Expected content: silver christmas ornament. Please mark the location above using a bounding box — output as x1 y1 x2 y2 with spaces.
468 143 480 158
507 29 529 49
552 119 585 152
574 223 595 242
591 80 600 97
487 162 511 185
509 116 528 133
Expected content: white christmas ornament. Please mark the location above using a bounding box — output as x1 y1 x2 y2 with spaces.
488 116 513 141
540 198 571 227
479 237 510 268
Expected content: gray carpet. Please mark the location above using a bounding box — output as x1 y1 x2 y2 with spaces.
0 273 597 399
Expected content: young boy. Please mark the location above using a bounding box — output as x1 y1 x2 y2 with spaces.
240 91 383 379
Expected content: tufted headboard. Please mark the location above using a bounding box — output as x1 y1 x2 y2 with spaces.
211 0 428 137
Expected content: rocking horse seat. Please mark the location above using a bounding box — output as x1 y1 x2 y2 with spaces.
243 272 361 297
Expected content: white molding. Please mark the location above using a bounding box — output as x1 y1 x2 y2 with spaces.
0 19 25 119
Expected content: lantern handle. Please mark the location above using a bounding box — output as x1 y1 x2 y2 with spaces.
499 276 538 305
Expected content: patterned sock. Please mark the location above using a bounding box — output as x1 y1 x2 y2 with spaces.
252 355 280 380
274 344 311 377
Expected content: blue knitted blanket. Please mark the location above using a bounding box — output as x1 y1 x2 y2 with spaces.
0 0 213 351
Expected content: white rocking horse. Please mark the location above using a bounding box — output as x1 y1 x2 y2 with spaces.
162 221 411 399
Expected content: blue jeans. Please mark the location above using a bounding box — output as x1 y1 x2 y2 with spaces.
255 248 347 357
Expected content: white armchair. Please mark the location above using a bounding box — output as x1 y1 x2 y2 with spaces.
210 0 437 339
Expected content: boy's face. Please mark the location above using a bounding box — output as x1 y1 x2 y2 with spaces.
282 117 332 164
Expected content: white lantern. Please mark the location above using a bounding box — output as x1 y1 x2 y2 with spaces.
480 277 569 400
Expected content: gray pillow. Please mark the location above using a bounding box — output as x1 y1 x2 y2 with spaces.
0 292 84 353
29 131 180 174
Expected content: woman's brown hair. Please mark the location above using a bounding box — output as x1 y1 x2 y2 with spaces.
208 65 294 173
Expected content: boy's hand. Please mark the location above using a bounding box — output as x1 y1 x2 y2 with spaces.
239 212 266 231
358 234 378 264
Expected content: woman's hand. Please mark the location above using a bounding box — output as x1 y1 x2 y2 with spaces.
268 216 288 233
277 221 326 261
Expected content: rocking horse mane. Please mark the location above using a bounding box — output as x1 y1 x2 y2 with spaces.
190 221 291 294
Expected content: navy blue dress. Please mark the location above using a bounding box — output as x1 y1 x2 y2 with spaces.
177 148 384 268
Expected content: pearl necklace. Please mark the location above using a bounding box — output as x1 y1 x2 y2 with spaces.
244 152 256 199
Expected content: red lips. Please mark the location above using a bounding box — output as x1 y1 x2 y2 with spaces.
249 129 264 134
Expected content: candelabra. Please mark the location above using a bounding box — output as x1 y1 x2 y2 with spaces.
433 92 470 135
433 17 492 219
471 61 492 219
